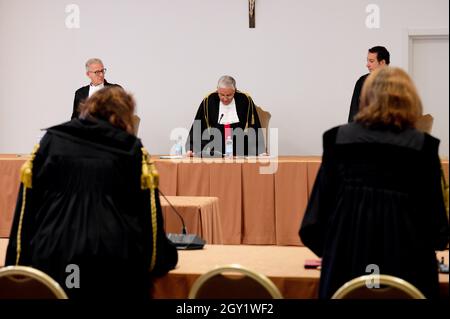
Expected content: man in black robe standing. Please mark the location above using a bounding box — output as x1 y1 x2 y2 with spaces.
348 46 390 122
186 75 265 156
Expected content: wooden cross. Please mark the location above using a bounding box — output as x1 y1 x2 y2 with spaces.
249 0 255 28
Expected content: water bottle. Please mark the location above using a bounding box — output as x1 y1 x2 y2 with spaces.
174 136 183 156
225 135 233 158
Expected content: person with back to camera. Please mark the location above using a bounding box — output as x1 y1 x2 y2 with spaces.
6 86 178 299
300 67 449 299
185 75 265 157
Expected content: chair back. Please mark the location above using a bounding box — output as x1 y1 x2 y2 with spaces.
132 115 141 135
188 264 282 299
0 266 68 299
255 106 271 153
416 114 433 134
331 274 426 299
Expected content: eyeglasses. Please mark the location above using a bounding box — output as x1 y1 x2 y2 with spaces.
89 68 107 75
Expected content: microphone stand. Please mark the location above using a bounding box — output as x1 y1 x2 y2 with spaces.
159 190 205 250
160 190 187 235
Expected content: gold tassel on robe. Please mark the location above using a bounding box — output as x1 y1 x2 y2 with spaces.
141 147 159 271
16 143 40 265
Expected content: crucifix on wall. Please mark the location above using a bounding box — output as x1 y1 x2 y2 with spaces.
249 0 255 28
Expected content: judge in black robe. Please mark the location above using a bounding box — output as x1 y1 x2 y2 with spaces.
71 58 121 120
72 79 121 119
6 87 178 299
186 82 265 156
300 67 449 299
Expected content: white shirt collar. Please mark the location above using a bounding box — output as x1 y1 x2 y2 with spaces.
218 99 239 125
89 82 104 97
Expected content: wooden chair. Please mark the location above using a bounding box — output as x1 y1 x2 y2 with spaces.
132 115 141 135
188 264 283 299
255 106 271 154
416 114 434 134
0 265 68 299
331 274 426 299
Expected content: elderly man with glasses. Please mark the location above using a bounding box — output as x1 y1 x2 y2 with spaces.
186 75 265 157
71 58 122 119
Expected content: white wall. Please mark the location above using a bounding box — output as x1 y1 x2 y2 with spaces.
410 35 449 158
0 0 448 156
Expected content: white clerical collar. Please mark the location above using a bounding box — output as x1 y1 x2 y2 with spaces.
218 99 239 125
89 82 104 97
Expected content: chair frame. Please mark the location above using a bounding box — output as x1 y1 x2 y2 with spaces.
255 106 271 154
0 265 68 299
132 114 140 135
331 274 426 299
188 263 283 299
416 113 433 134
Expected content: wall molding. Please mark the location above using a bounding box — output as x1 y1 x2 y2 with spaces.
402 28 449 74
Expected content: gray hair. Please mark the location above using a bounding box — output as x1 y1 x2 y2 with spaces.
217 75 236 90
85 58 104 71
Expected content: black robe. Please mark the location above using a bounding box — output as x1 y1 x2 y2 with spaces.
300 122 449 299
186 91 265 156
5 118 178 299
71 80 121 120
348 74 368 123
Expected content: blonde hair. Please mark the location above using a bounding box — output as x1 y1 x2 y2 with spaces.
355 67 423 130
79 86 136 134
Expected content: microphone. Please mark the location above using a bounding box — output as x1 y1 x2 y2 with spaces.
159 190 205 250
218 113 224 124
194 148 223 158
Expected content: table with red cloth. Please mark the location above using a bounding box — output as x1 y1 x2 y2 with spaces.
1 240 446 299
160 196 223 244
151 244 449 299
1 155 448 246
